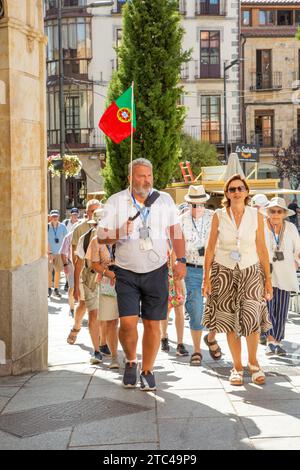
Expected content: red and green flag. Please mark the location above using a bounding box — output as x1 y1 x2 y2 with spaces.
99 86 136 144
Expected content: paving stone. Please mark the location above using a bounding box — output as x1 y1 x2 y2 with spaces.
241 415 300 439
70 410 157 447
158 417 253 450
0 429 72 450
156 389 236 419
0 387 21 398
0 375 33 387
233 398 300 417
69 443 159 450
220 378 299 401
251 437 300 450
0 397 10 413
85 382 156 409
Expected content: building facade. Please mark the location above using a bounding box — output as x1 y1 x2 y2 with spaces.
45 0 241 210
241 0 300 176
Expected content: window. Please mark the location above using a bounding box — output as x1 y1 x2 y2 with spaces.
198 0 220 15
277 10 293 25
242 10 251 26
254 112 274 147
201 96 221 144
200 31 220 78
116 28 122 69
256 50 272 89
116 0 127 13
46 17 91 78
47 84 93 146
259 10 275 25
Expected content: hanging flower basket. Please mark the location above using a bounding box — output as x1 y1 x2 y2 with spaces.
47 154 82 178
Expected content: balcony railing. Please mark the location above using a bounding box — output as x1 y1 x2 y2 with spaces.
47 128 106 149
250 130 282 148
195 0 226 16
194 60 221 80
181 63 189 80
250 72 282 91
183 124 241 145
179 0 187 15
291 129 300 145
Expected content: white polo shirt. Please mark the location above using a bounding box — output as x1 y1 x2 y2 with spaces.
97 189 180 273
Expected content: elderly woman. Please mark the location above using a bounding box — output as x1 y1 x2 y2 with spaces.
262 197 300 356
202 174 273 386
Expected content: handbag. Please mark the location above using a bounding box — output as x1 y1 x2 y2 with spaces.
99 276 117 298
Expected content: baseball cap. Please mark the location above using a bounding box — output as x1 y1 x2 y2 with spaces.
50 209 60 217
70 208 79 214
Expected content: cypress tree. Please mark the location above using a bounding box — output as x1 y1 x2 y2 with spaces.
103 0 191 197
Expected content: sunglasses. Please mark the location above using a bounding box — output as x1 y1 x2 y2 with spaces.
269 209 284 215
228 186 246 193
191 204 204 208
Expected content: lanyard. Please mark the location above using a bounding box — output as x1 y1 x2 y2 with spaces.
191 215 204 244
229 208 244 250
131 194 150 226
270 222 284 250
51 224 59 239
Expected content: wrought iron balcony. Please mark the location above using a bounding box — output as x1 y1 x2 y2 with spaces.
194 60 221 80
47 128 106 149
250 130 282 148
195 0 226 16
250 72 282 91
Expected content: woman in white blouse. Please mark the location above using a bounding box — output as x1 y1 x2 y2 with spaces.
202 174 273 386
261 197 300 356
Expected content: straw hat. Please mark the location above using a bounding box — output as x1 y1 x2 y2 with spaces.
261 197 295 218
184 185 210 204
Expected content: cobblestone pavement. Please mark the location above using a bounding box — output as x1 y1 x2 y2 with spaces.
0 288 300 450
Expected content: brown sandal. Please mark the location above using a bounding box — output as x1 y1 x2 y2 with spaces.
204 334 222 361
67 328 80 345
190 352 202 366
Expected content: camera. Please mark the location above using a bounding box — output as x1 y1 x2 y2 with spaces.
273 251 284 262
55 238 59 244
198 247 205 257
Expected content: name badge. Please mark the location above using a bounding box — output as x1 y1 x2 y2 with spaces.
139 226 150 240
139 237 153 251
230 250 241 262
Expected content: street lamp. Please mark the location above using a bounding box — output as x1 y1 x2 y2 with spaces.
57 0 113 218
223 58 242 163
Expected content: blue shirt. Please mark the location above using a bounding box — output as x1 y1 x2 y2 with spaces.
48 223 68 255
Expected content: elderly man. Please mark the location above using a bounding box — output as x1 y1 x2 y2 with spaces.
48 209 68 298
97 158 186 391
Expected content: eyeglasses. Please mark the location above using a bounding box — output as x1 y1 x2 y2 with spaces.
228 186 246 193
269 209 284 215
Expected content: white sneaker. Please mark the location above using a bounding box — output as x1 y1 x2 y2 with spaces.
109 356 120 370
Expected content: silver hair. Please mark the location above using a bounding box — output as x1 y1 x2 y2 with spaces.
128 158 152 176
86 199 101 209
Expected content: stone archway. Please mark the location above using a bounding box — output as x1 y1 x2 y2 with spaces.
0 1 48 376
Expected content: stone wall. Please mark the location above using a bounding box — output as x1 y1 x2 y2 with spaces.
0 0 48 376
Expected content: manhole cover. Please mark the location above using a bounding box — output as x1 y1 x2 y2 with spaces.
0 398 151 438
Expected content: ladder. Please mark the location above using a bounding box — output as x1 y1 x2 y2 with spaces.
179 161 195 183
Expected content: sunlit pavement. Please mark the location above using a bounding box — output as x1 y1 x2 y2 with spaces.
0 286 300 450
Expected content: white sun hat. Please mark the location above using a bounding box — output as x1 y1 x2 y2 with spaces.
261 197 295 218
251 194 269 208
184 185 210 204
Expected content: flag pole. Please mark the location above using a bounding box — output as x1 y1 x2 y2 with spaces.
130 81 134 196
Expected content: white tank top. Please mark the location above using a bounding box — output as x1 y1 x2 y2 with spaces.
214 206 259 270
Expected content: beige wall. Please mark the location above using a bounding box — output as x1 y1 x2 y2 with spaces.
0 0 48 375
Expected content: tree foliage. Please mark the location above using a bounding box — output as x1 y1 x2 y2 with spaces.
172 134 220 182
273 143 300 190
103 0 191 196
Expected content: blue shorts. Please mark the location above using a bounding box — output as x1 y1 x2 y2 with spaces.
115 264 169 321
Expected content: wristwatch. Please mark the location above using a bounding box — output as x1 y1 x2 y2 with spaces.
176 257 187 264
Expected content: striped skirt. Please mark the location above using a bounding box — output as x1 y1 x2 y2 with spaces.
203 262 272 338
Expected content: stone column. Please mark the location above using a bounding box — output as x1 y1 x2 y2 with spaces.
0 0 48 375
